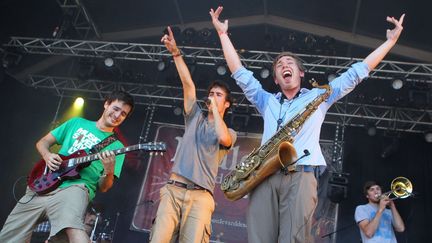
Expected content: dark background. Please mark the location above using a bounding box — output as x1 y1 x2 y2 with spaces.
1 0 431 242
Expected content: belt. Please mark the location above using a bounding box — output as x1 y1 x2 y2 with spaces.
167 180 206 190
295 165 317 172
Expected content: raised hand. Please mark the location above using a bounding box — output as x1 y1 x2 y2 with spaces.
386 14 405 42
210 6 228 34
161 26 180 55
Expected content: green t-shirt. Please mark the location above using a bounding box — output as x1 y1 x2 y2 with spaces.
51 117 125 200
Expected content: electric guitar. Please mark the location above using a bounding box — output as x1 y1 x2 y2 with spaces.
27 142 166 194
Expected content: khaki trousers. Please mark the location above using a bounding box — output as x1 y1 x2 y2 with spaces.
0 185 89 243
247 171 318 243
149 184 214 243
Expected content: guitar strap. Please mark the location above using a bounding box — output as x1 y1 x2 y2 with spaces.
90 133 119 154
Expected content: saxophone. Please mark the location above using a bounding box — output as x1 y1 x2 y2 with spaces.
221 80 332 201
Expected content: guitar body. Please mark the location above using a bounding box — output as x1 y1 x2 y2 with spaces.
27 150 90 195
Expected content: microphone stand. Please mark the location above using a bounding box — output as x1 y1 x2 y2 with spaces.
321 222 357 239
111 212 120 242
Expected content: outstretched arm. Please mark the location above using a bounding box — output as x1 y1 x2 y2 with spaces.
363 14 405 71
210 6 243 74
161 26 196 114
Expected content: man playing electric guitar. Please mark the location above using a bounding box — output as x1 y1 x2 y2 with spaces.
0 90 135 243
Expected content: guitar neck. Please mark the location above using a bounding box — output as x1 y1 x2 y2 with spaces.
66 144 144 166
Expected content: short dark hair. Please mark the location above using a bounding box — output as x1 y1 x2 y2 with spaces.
207 80 234 109
272 51 306 79
363 180 382 196
105 90 135 116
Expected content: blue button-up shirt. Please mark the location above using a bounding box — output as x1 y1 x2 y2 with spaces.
232 62 369 171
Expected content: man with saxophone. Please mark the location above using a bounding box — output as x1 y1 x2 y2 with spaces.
210 5 405 243
355 181 405 242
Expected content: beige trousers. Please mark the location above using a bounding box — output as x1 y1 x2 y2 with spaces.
149 184 215 243
247 171 318 243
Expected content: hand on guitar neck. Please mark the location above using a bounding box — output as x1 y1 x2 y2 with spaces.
97 150 116 176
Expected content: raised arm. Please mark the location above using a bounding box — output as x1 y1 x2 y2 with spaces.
161 26 196 114
210 6 243 74
363 14 405 71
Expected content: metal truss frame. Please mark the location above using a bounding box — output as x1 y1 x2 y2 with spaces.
26 75 432 134
56 0 100 39
5 37 432 83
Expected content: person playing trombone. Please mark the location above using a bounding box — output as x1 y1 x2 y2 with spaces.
355 180 405 243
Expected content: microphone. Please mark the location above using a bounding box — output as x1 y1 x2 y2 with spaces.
281 149 311 175
203 97 211 106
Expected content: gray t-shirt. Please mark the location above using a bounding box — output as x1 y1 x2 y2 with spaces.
171 102 236 193
354 203 397 243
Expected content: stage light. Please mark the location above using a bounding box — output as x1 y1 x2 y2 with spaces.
173 106 182 116
260 67 270 79
424 130 432 143
198 28 212 42
73 97 85 109
392 78 404 90
104 57 114 67
216 64 227 76
286 32 297 47
157 59 168 72
366 122 377 137
304 34 317 50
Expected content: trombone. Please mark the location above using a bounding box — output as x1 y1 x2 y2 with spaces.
377 176 413 201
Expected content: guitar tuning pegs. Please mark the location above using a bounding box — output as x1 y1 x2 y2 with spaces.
150 152 154 156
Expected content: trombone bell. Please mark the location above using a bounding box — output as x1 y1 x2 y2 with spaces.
390 176 413 199
379 176 413 200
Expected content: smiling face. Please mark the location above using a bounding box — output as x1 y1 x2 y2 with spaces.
101 99 132 128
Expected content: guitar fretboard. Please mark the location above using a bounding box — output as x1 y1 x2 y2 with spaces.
65 143 164 167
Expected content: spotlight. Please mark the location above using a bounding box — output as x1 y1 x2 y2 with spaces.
392 78 404 90
181 27 196 44
424 130 432 143
157 59 169 72
173 106 182 116
260 67 270 79
286 32 297 47
104 57 114 67
216 64 227 76
366 122 377 137
304 34 317 50
73 97 85 109
198 28 212 42
325 70 338 82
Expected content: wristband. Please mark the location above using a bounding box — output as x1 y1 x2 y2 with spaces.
172 49 182 57
218 31 227 36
